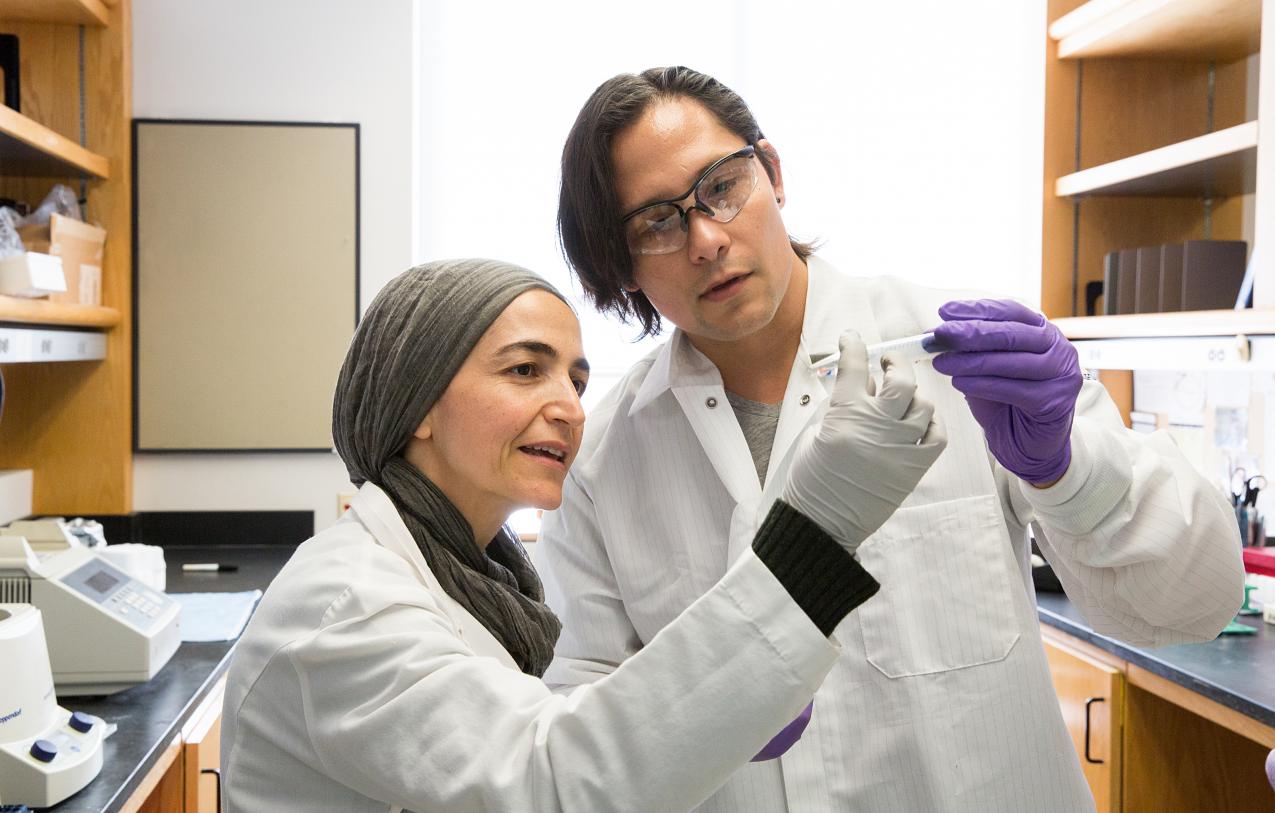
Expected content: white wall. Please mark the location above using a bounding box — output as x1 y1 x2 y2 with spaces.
416 0 1047 406
129 0 1045 531
131 0 414 530
741 1 1047 303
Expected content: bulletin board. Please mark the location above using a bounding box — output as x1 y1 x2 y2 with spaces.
133 119 359 451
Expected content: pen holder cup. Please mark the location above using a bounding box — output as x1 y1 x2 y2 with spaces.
1246 510 1266 548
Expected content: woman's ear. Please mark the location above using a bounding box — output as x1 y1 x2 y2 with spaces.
412 412 433 441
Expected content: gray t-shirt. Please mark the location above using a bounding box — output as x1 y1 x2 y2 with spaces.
725 391 782 486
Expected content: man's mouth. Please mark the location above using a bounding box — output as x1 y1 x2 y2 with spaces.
701 272 751 301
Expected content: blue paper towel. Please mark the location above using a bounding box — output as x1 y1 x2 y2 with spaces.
171 590 262 642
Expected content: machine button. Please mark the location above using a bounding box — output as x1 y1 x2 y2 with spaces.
69 712 94 733
30 739 58 762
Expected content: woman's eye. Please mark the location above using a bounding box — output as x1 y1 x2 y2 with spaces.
572 378 587 396
511 363 536 377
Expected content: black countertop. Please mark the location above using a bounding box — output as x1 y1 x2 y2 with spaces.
1036 591 1275 729
38 543 1275 809
47 545 293 812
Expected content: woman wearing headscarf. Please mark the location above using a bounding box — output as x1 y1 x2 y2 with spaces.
221 259 944 812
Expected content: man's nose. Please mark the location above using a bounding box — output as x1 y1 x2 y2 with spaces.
686 209 730 264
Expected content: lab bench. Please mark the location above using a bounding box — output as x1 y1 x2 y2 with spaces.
41 544 1275 812
47 545 292 813
1037 592 1275 813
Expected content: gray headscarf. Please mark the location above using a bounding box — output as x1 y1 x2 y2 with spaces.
332 258 567 676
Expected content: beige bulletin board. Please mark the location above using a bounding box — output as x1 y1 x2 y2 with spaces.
134 120 358 451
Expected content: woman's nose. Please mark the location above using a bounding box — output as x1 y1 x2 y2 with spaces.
546 379 586 427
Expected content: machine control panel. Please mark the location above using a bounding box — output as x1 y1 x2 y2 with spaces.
59 560 171 633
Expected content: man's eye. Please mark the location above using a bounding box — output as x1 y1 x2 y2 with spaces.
642 213 678 234
709 178 735 196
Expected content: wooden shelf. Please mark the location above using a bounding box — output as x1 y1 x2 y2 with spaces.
0 0 109 26
1056 120 1257 197
0 295 119 328
1055 307 1275 338
0 105 110 179
1051 0 1262 60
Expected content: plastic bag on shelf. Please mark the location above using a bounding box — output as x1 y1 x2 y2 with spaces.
0 206 24 259
23 184 82 226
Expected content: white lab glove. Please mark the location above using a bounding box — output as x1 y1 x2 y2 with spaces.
783 330 947 555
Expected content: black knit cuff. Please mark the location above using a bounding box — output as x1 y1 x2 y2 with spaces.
752 500 880 637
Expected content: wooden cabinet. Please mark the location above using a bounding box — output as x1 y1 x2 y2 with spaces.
0 0 133 515
1043 626 1275 812
182 677 226 813
123 676 227 812
1043 629 1125 813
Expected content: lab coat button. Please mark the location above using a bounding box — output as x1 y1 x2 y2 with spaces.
706 397 718 408
800 394 811 405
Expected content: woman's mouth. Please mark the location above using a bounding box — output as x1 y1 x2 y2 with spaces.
519 444 568 468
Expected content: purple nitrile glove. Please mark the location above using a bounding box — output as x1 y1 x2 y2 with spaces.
931 299 1082 486
751 701 813 762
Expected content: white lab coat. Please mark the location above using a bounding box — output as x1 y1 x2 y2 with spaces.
536 255 1245 812
220 481 841 813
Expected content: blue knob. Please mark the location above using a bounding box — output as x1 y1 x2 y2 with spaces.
69 711 94 733
29 739 57 762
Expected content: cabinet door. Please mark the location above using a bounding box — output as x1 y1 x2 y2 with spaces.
1043 633 1125 813
182 676 227 813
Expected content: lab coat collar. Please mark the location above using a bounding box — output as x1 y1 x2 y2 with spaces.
348 481 520 669
800 254 882 361
628 328 724 416
628 254 881 417
348 481 445 594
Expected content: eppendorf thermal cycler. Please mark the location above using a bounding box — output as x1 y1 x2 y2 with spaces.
0 535 180 696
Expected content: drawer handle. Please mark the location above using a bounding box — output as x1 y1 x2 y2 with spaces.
201 766 222 812
1084 696 1105 764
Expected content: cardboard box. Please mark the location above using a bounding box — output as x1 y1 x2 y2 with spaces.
19 213 106 305
0 251 65 298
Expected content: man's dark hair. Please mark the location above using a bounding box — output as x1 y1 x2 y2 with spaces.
557 65 816 338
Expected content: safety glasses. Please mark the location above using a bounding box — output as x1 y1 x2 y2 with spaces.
621 145 759 256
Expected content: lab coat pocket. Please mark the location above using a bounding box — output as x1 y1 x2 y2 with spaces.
854 494 1020 678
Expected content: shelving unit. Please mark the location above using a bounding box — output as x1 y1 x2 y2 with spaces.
0 1 133 514
0 295 119 328
0 105 111 178
1043 0 1275 349
1051 0 1261 60
0 0 109 27
1055 120 1256 197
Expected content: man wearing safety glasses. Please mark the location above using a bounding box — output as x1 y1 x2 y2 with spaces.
538 66 1242 812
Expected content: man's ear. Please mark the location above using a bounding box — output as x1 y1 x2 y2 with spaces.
757 138 785 207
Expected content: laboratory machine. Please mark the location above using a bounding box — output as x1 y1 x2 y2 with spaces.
0 535 180 695
0 603 105 807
